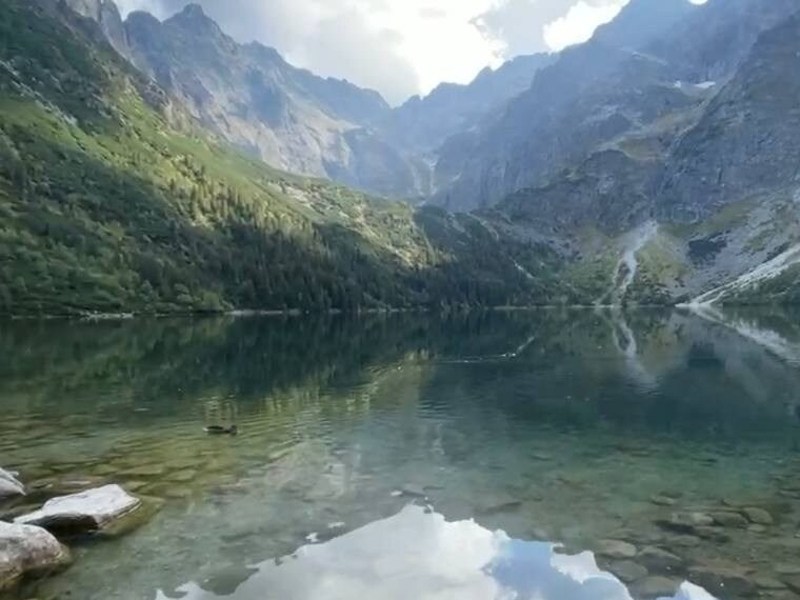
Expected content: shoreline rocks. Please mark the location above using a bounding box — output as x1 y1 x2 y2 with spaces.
0 521 71 592
0 468 25 499
15 484 142 537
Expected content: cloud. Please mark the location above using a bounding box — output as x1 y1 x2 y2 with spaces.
113 0 642 104
474 0 629 57
543 0 629 51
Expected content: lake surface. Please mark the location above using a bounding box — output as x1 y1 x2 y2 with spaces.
1 308 800 599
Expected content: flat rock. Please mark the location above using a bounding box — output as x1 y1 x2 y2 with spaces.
476 500 523 516
784 576 800 594
637 546 683 573
711 511 748 528
650 495 676 507
742 507 774 525
398 485 426 498
15 485 141 536
0 521 71 591
0 468 25 499
167 469 198 484
688 565 757 597
754 577 786 591
632 576 679 599
775 565 800 576
596 539 638 559
656 512 714 534
608 560 648 583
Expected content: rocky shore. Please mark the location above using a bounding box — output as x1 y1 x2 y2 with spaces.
0 474 156 594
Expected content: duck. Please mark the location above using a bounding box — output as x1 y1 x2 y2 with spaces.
204 424 238 436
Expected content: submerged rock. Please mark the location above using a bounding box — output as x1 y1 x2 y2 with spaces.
637 547 684 574
655 512 713 534
632 575 679 599
596 539 638 559
742 507 773 525
650 495 677 507
710 511 748 528
15 484 142 536
0 521 71 591
688 565 757 597
0 468 24 499
607 560 648 583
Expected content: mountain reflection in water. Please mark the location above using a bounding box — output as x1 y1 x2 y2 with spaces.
158 506 716 600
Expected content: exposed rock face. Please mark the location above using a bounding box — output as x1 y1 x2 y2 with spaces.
63 0 128 57
120 4 417 196
0 521 71 591
433 0 799 212
61 1 553 200
657 12 800 222
15 484 142 536
378 53 554 157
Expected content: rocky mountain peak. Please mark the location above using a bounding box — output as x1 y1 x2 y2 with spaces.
166 3 220 36
179 3 206 19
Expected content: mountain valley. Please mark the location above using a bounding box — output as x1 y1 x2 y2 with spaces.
1 0 800 315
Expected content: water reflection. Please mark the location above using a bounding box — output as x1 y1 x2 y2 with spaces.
2 309 800 600
158 506 715 600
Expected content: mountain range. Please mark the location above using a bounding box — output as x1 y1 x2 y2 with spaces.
1 0 799 315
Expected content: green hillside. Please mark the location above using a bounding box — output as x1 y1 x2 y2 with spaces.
0 0 564 316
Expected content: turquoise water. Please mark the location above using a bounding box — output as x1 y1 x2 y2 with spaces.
1 308 799 599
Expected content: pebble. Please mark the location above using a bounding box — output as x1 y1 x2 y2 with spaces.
650 495 676 507
168 469 198 483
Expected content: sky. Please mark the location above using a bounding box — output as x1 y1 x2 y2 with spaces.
113 0 695 105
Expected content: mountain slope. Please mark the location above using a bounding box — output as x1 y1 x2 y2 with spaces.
119 4 433 199
378 53 554 157
491 4 800 306
433 0 798 212
62 0 556 201
0 0 566 316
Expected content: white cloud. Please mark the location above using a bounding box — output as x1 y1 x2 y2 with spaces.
113 0 698 104
543 0 628 52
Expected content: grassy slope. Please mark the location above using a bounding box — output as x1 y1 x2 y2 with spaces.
0 0 565 316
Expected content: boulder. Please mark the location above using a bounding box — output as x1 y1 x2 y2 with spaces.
0 521 71 591
15 484 141 536
0 468 24 499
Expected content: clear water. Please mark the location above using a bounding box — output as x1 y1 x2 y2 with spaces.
1 308 800 600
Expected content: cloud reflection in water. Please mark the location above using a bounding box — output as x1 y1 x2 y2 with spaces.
157 505 717 600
